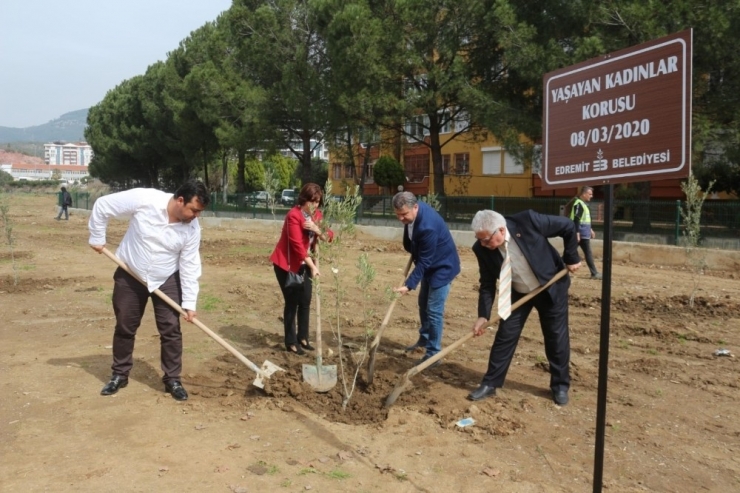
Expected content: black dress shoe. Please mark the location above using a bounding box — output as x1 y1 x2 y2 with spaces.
415 355 441 369
468 384 497 401
165 381 189 401
404 339 425 352
100 376 128 396
553 390 569 406
286 345 306 355
299 341 315 351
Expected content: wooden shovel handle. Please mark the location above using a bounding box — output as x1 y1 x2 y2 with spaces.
404 268 569 376
369 255 414 350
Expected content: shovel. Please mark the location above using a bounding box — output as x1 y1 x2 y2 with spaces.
302 281 337 392
101 247 283 389
384 268 569 408
366 255 413 385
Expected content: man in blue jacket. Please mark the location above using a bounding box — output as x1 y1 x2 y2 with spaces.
392 192 461 366
467 209 581 405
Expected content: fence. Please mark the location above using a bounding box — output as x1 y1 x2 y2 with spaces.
359 195 740 247
65 191 740 250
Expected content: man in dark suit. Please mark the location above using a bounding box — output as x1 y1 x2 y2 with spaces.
468 209 581 405
392 192 461 366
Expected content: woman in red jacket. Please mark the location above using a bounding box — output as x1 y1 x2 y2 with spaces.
269 183 333 355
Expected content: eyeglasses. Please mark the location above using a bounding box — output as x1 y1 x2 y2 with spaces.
479 229 502 244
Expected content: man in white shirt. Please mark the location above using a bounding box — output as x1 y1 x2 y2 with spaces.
89 180 209 401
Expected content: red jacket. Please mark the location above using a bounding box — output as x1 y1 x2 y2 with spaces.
270 206 333 273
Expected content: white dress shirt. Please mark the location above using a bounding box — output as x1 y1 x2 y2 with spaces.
88 188 202 310
500 229 540 294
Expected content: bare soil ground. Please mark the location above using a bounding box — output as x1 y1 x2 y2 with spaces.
1 193 739 492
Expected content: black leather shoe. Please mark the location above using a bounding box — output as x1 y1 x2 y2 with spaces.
299 341 315 351
286 345 306 355
468 384 496 401
404 339 425 352
100 376 128 396
165 381 189 401
415 356 441 369
553 390 569 406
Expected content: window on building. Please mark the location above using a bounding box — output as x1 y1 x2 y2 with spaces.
344 163 355 178
453 153 469 175
454 111 470 132
503 152 524 175
332 164 342 180
405 153 429 182
439 110 451 134
482 147 525 175
442 154 451 175
405 115 429 142
358 127 380 147
364 160 375 183
482 148 501 175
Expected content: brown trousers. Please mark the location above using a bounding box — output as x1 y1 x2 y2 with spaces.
110 267 183 384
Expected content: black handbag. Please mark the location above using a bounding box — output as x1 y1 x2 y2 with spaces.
285 269 304 289
284 222 305 289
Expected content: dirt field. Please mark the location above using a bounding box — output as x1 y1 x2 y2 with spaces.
1 192 739 492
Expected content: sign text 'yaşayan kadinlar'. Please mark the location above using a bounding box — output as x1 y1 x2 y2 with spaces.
549 56 679 104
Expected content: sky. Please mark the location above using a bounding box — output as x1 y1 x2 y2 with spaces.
0 0 234 128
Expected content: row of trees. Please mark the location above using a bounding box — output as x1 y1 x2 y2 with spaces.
85 0 740 197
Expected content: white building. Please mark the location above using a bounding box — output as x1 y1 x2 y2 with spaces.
44 141 93 166
2 162 90 182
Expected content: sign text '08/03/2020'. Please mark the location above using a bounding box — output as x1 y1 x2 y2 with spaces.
570 119 651 148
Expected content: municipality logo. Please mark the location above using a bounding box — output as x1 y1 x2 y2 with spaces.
593 149 608 172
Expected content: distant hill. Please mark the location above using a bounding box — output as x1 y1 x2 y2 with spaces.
0 109 89 144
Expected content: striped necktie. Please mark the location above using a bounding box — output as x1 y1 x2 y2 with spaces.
497 240 512 320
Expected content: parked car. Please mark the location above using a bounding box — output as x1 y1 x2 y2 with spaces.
280 189 296 206
248 191 270 205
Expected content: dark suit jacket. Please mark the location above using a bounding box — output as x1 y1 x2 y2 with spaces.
403 201 461 289
473 210 580 319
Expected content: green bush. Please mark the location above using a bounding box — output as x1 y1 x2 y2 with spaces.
0 170 13 186
373 156 405 192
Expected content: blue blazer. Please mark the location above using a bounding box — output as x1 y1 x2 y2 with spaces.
473 210 580 319
403 201 461 289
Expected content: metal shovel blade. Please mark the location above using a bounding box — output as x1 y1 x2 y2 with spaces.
253 360 285 389
302 363 337 393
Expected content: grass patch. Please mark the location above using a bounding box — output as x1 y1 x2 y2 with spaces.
325 469 351 480
199 293 223 312
227 245 272 255
298 467 318 476
394 471 408 481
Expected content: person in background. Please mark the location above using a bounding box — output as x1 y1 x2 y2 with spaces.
89 180 210 401
392 191 461 367
55 186 72 220
567 186 602 280
270 183 334 355
468 209 581 405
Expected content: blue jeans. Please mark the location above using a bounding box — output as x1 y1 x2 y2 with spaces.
416 280 452 357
